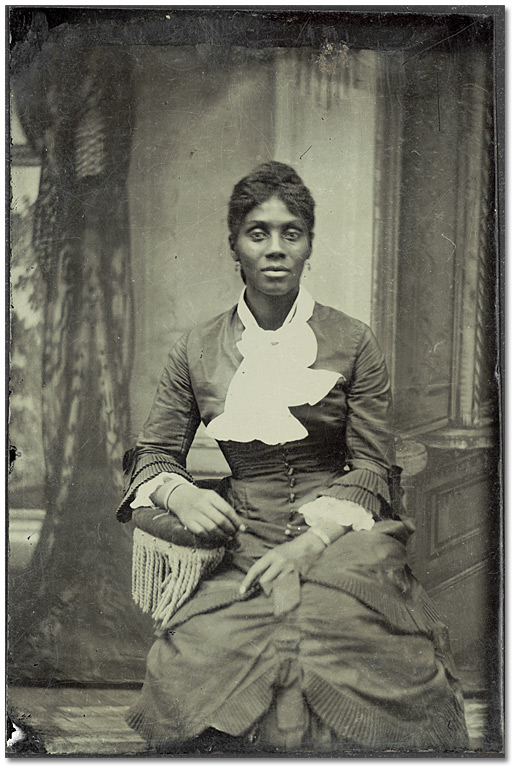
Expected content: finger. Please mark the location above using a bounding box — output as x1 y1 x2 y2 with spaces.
184 519 210 537
203 505 238 536
191 511 231 539
258 562 284 587
240 556 271 595
207 492 246 532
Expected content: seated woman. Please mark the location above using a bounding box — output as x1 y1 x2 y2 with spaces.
117 162 469 753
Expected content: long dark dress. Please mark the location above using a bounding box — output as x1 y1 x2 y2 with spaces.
117 301 469 752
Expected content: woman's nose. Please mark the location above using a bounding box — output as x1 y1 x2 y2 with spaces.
266 232 285 256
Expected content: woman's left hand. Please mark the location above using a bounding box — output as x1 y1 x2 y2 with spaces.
239 531 326 596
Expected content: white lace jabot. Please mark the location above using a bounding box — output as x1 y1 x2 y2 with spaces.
205 286 342 445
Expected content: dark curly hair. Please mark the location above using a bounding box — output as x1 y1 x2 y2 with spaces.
227 161 315 246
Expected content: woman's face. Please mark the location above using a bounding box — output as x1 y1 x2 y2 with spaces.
231 196 312 299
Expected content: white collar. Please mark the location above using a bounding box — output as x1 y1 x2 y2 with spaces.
206 286 341 445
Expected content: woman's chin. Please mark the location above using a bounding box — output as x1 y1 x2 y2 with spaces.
253 278 300 298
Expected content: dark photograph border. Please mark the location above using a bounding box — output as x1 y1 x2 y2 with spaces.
7 5 505 758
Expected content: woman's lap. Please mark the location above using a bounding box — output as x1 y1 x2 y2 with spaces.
127 572 468 750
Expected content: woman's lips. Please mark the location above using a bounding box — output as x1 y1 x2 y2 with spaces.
261 267 290 276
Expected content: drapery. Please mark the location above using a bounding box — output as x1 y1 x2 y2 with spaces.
10 28 150 683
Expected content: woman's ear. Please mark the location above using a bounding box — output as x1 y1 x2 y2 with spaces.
228 235 237 259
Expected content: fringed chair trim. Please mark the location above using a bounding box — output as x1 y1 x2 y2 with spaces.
132 528 225 629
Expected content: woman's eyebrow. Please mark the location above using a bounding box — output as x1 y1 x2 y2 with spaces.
244 219 304 229
244 220 268 228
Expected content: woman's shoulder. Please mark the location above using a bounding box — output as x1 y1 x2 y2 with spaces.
312 301 372 338
188 305 237 338
311 302 383 365
173 306 238 356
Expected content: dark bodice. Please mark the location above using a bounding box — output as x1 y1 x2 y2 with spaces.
117 300 397 527
219 437 345 479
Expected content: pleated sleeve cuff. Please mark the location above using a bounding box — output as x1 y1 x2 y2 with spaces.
116 448 194 523
318 467 392 522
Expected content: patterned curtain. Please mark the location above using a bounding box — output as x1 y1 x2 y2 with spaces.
10 31 150 683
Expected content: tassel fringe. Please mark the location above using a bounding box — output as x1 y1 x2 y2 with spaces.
132 528 225 629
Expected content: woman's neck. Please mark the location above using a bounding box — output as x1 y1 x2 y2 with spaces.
244 287 299 330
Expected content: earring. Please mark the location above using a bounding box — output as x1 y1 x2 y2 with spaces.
234 262 241 273
306 260 311 272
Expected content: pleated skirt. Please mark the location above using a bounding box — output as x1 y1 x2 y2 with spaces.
126 521 469 753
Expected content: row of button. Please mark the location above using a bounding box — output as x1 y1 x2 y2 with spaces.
282 452 304 538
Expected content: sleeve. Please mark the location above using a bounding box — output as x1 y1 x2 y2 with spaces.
130 472 197 510
116 332 201 522
315 324 401 522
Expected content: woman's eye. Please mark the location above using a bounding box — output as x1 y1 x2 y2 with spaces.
249 230 266 241
284 230 302 241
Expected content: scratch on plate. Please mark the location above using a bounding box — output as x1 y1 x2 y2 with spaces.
441 233 456 258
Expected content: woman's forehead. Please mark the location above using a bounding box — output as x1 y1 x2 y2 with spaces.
242 196 304 226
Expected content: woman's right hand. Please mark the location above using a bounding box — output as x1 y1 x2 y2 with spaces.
167 484 245 539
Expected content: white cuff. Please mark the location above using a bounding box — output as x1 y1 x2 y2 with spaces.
298 496 375 531
130 473 195 510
